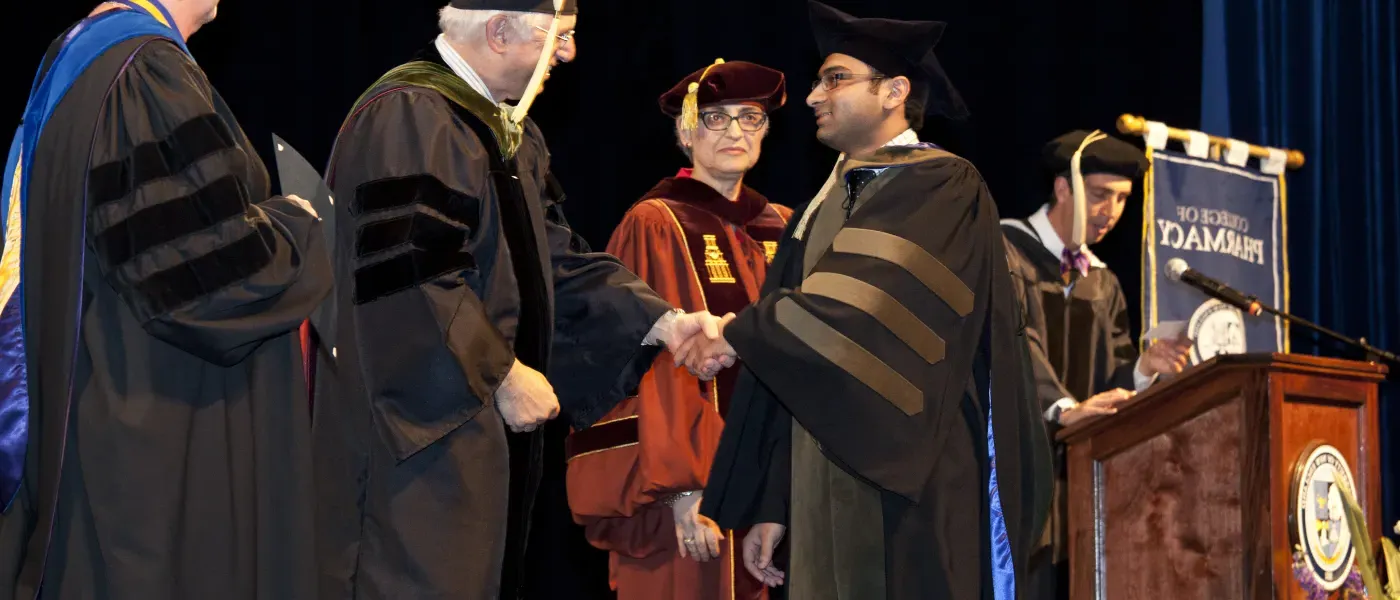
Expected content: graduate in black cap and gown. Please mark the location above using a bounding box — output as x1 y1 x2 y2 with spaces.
1001 131 1191 599
313 2 734 599
687 3 1054 599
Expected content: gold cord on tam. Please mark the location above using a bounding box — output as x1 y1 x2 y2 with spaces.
510 0 565 124
680 59 726 132
1069 129 1109 248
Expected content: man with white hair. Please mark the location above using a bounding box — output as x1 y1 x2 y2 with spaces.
314 1 732 598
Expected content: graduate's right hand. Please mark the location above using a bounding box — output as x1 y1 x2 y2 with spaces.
673 313 738 380
743 523 787 588
495 360 559 432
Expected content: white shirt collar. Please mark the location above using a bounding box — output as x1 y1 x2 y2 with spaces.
1026 204 1067 259
792 129 921 240
1014 204 1106 268
886 128 920 147
435 35 495 104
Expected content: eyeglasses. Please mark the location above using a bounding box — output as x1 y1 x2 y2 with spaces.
533 25 575 44
699 111 769 132
811 72 886 91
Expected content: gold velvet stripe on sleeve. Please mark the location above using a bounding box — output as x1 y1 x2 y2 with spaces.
800 272 946 365
774 298 923 416
832 228 974 317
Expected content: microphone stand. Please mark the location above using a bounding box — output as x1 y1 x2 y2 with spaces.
1244 297 1400 364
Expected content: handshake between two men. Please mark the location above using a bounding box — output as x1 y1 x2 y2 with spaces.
494 310 742 432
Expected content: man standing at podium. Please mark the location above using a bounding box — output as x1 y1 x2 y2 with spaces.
1001 130 1192 599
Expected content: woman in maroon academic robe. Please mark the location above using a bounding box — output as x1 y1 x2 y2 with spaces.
565 60 791 600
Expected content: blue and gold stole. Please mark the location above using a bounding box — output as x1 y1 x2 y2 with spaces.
0 0 188 509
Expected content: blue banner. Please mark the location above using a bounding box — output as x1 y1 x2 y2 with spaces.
1142 149 1290 364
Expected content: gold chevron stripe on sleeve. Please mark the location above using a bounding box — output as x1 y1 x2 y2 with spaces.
832 228 975 317
801 272 946 365
774 298 923 416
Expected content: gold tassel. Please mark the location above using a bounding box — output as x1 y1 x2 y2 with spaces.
681 82 702 132
681 58 725 132
1069 129 1108 248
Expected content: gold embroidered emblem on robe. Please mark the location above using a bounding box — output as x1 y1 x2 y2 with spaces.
703 234 736 283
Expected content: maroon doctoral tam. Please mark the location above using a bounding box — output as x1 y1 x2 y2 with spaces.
658 60 788 117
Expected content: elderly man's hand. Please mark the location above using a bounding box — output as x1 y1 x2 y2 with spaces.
494 360 559 432
659 311 726 351
671 313 737 380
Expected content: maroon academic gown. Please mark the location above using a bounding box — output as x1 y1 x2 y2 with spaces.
566 171 791 600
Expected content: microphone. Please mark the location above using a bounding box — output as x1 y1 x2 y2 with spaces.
1165 259 1262 316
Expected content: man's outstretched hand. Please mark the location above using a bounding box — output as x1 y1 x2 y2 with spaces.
664 310 724 346
669 313 737 380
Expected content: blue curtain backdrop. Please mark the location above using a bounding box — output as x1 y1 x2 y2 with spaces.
1201 0 1399 530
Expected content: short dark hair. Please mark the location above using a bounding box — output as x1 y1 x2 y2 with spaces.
866 74 922 131
903 96 925 131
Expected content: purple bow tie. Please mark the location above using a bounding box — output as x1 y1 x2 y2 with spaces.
1061 248 1090 281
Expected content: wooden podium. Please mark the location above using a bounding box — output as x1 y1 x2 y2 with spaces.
1057 353 1387 598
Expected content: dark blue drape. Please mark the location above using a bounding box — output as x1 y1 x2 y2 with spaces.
1202 0 1399 531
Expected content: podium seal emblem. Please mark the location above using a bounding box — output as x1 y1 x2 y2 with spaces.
1188 299 1246 365
1289 443 1358 592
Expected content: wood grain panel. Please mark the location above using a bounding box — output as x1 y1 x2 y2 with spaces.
1067 442 1095 599
1242 370 1272 599
1100 398 1244 598
1062 354 1386 599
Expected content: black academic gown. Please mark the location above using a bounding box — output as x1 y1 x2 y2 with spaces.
1001 224 1137 407
314 45 671 600
1001 222 1139 600
701 148 1052 600
0 30 330 600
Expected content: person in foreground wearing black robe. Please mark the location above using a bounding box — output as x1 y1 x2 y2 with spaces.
313 2 731 598
679 3 1054 599
1001 131 1191 599
0 0 332 598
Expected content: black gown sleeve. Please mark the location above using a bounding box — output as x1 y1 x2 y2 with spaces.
753 414 791 525
538 172 673 428
335 90 516 461
85 40 330 367
1003 235 1074 413
699 367 794 529
723 158 997 502
1102 271 1141 393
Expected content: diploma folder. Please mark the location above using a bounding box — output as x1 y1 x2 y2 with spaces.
272 133 337 354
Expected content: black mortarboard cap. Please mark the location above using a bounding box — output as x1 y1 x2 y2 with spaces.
807 1 968 120
449 0 577 15
1043 130 1150 179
